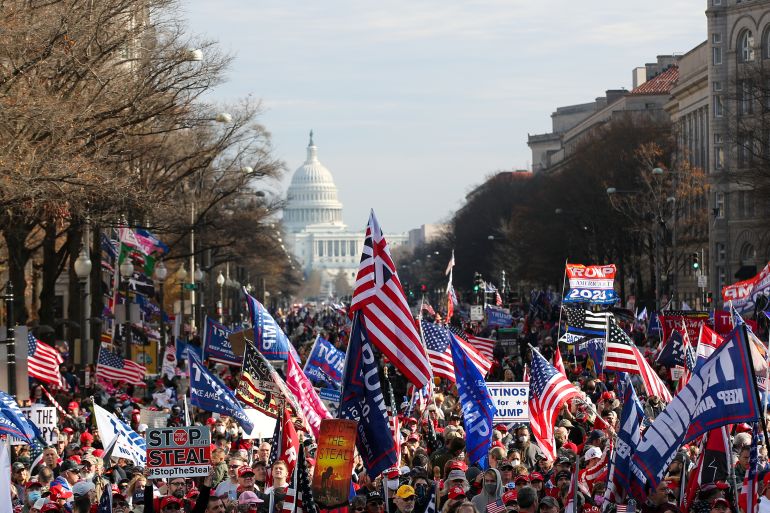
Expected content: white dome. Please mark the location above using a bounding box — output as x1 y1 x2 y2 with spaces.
283 131 345 232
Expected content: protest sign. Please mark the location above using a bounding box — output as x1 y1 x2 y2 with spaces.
146 426 211 478
10 406 56 446
486 383 529 424
485 306 513 328
563 264 618 305
312 419 358 508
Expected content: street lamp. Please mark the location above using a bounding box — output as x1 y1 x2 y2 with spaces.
154 261 168 367
194 264 204 330
74 246 92 367
118 259 134 356
2 281 15 395
176 264 187 340
216 271 225 323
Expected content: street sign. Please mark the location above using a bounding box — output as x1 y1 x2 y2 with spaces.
470 305 484 321
146 426 211 478
697 275 708 288
183 283 198 290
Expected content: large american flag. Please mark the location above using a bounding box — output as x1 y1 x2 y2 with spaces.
349 211 431 387
421 320 491 382
605 319 672 401
27 333 64 386
529 348 581 460
564 307 611 337
95 345 146 385
467 335 497 361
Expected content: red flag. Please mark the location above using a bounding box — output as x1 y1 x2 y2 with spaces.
280 408 300 479
553 345 566 376
350 211 431 388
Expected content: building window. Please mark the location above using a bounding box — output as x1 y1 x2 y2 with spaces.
350 241 356 256
714 133 723 144
715 192 725 217
715 146 725 169
716 242 726 262
713 46 723 65
717 265 726 292
341 241 346 256
318 241 324 257
334 240 340 257
713 95 724 117
327 241 333 256
764 27 770 59
739 30 755 62
738 134 752 167
713 81 723 91
740 243 757 264
738 80 753 115
712 33 722 44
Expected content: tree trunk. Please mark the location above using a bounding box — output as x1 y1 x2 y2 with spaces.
38 220 61 327
66 222 84 358
2 217 34 324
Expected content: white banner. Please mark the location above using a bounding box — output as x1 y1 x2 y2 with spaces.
486 382 529 424
94 404 146 466
10 406 57 446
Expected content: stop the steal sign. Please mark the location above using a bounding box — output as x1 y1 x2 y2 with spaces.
146 426 212 478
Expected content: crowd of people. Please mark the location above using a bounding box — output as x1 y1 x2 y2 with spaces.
5 299 770 513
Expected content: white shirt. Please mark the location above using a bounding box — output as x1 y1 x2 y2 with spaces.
215 479 239 501
759 495 770 513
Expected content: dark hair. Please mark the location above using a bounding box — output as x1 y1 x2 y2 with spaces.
517 486 539 509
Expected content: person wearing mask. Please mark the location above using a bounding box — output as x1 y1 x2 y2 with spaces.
471 469 503 513
214 457 244 501
25 481 45 511
509 427 543 469
411 474 434 513
516 487 538 513
394 485 417 513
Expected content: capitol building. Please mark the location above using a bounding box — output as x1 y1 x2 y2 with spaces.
283 132 408 298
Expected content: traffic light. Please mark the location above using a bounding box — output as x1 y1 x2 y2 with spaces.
420 284 427 293
706 292 713 304
473 272 481 292
691 252 700 270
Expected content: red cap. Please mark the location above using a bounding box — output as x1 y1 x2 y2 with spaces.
530 472 544 482
49 485 74 501
91 449 104 457
492 441 505 449
237 465 255 477
407 434 420 442
80 432 94 443
160 496 184 509
68 401 79 410
69 455 82 464
447 460 468 472
515 474 530 483
111 484 120 494
25 480 43 489
205 418 217 426
503 490 518 504
495 425 508 433
736 423 752 434
41 504 62 513
448 486 466 500
62 427 74 435
601 392 614 401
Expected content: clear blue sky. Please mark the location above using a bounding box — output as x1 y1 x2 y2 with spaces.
182 0 706 233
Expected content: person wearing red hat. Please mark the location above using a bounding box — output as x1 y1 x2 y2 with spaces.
80 431 94 448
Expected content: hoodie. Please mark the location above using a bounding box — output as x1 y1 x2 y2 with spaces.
471 468 503 513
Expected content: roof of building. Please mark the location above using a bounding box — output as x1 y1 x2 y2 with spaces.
629 65 679 95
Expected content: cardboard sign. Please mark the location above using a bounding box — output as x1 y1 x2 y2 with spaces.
312 419 357 508
146 426 211 478
486 382 529 424
10 406 57 446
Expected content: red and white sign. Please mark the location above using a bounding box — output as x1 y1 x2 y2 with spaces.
146 426 211 478
285 353 331 438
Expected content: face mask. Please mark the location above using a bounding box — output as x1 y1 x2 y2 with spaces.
594 495 605 506
216 426 226 434
484 483 497 494
229 428 238 436
510 459 520 467
518 436 528 443
415 486 427 500
28 491 41 504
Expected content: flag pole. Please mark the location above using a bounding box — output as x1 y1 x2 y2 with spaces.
556 259 573 365
741 323 770 447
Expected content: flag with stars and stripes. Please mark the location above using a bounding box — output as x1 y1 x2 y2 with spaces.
422 320 491 382
96 345 146 385
27 333 64 387
529 348 582 460
739 422 760 513
563 307 611 337
349 210 431 388
265 413 281 487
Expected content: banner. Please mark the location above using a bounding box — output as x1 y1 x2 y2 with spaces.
244 290 292 360
563 264 618 305
486 383 529 424
485 306 513 328
286 354 332 438
312 419 358 508
658 311 708 343
10 407 56 446
714 309 757 336
188 349 254 432
630 326 761 488
605 373 646 503
722 262 770 313
203 317 241 366
146 426 211 478
94 404 146 466
0 391 42 444
319 388 341 417
304 337 345 387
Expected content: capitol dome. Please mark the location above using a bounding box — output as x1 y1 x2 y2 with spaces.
283 131 345 233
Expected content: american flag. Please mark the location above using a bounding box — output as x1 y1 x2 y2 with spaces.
676 325 697 393
564 307 611 337
740 422 760 513
265 414 281 487
605 319 672 401
447 325 494 371
349 211 431 388
553 345 566 376
422 320 491 382
529 348 581 460
282 446 318 513
421 302 436 317
27 333 64 387
467 335 496 361
486 499 506 513
95 345 146 385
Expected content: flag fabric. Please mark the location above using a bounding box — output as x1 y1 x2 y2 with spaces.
739 422 760 513
286 353 332 438
339 313 399 479
243 290 294 360
682 427 731 512
446 282 458 320
237 342 283 418
265 416 281 487
528 348 582 460
282 446 318 513
303 336 345 387
696 324 724 364
0 391 42 443
676 329 697 393
631 325 762 488
553 345 566 376
202 317 240 366
96 345 146 385
422 320 491 382
495 291 503 307
421 302 436 317
577 338 605 375
349 210 431 388
486 500 506 513
655 330 685 367
604 374 646 505
188 348 254 432
467 335 496 361
40 385 74 421
563 307 611 337
279 407 299 479
0 442 12 513
605 318 672 401
445 250 455 276
27 333 64 387
93 404 146 466
449 334 496 467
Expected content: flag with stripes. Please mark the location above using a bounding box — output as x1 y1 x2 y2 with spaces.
422 320 491 382
282 448 318 513
96 345 146 385
349 211 431 387
40 385 75 420
553 345 566 376
529 348 582 460
237 342 283 418
466 334 496 361
421 302 436 317
27 333 64 387
739 422 760 513
265 414 281 487
605 318 672 401
564 307 611 337
696 324 724 364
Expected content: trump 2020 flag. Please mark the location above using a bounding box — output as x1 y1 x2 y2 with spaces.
93 403 146 466
605 373 646 504
0 391 42 443
244 289 294 360
449 334 496 467
339 313 398 478
631 325 762 488
304 336 345 387
188 348 254 432
203 317 241 366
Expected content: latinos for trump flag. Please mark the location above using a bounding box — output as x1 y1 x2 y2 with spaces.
203 317 240 366
243 289 293 360
630 325 762 488
563 264 618 305
188 348 254 432
304 336 345 387
449 334 496 467
339 313 398 479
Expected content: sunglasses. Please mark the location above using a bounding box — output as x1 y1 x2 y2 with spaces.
369 502 385 508
169 481 186 487
229 465 241 469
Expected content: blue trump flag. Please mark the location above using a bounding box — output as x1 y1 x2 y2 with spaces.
176 337 203 362
631 325 762 488
188 348 254 432
449 334 496 467
339 313 398 479
0 391 41 443
655 330 685 367
605 373 646 503
577 338 605 375
243 289 292 360
304 336 345 387
203 317 240 366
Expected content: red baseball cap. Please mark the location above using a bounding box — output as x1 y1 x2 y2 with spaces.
62 427 74 435
49 485 74 501
447 460 468 472
503 490 518 504
601 392 614 401
448 486 466 500
205 418 217 426
160 496 184 509
91 449 104 457
515 474 530 483
41 504 62 513
530 472 544 482
68 401 79 410
80 432 94 443
237 465 255 477
495 425 508 433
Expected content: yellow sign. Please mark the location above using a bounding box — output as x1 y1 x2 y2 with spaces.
312 419 358 508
